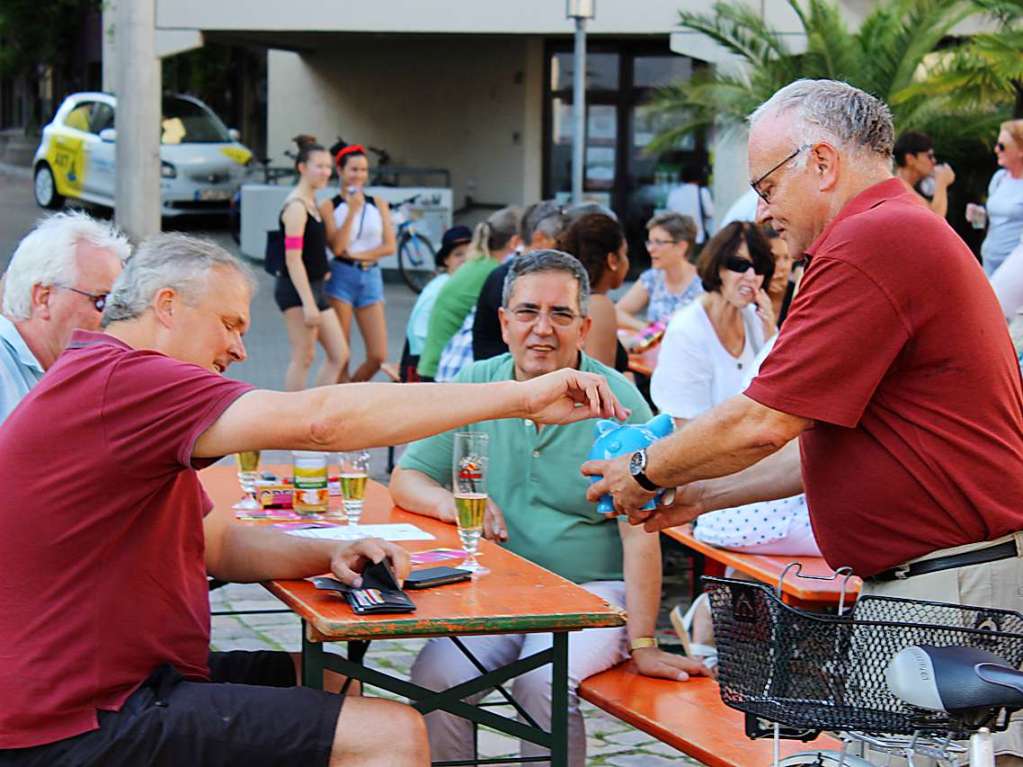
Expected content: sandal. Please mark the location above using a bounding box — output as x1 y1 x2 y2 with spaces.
670 592 718 669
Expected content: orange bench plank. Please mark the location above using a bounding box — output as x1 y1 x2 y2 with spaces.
579 661 840 767
662 524 860 606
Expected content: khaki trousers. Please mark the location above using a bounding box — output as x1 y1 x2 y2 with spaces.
860 533 1023 765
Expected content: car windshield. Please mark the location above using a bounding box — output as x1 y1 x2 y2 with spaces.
160 97 231 144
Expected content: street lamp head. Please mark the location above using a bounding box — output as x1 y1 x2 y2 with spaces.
566 0 595 20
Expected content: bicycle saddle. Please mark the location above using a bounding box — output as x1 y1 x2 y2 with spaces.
886 645 1023 714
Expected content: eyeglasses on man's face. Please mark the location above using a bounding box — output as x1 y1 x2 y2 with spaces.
59 286 108 312
645 238 678 249
509 305 580 327
751 144 810 204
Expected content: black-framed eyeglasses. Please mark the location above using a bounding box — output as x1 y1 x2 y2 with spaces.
510 306 580 327
723 256 769 276
645 238 678 248
59 286 107 312
750 144 810 203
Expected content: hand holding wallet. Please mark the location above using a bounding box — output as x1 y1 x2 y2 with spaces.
313 559 416 614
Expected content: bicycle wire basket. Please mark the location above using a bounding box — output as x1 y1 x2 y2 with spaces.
705 575 1023 738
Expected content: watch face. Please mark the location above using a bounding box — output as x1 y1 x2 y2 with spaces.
629 450 645 476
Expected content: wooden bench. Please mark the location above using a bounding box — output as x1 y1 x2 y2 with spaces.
662 524 860 608
579 661 841 767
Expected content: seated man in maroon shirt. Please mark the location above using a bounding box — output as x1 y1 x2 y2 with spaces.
585 80 1023 763
0 233 627 767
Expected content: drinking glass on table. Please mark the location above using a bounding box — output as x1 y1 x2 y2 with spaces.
234 450 261 511
340 451 370 526
452 432 489 576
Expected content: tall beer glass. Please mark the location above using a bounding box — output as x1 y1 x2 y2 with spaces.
452 432 489 575
234 450 261 510
340 451 370 526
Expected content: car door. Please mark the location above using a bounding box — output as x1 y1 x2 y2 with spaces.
49 99 96 199
85 101 116 204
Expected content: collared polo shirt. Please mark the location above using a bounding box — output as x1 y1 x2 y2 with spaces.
399 352 653 583
0 314 44 425
746 178 1023 577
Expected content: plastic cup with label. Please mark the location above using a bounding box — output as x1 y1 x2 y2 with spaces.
966 203 987 230
292 451 329 515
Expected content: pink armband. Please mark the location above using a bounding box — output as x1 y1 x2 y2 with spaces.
284 235 303 250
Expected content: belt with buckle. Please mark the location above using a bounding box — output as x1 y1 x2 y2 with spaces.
873 540 1018 582
336 256 376 271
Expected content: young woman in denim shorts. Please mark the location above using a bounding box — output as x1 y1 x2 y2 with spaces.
320 141 396 382
277 135 348 391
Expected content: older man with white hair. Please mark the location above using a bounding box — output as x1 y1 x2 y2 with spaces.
585 79 1023 763
0 211 129 423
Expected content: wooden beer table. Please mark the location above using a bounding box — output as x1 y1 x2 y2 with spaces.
201 464 625 767
662 523 860 608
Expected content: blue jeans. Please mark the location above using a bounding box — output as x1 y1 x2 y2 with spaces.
324 260 384 308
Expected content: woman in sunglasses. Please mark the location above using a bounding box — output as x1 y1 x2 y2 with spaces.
650 221 775 420
971 120 1023 277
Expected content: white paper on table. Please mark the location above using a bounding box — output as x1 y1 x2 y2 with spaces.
286 523 436 542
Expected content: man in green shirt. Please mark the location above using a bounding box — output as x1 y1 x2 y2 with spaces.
391 250 707 767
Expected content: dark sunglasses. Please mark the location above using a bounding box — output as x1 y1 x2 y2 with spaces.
724 256 768 276
61 286 108 312
996 142 1007 152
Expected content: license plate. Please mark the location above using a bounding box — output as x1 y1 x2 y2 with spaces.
195 188 232 202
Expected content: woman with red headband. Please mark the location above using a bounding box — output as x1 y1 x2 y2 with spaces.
319 140 396 382
276 135 348 391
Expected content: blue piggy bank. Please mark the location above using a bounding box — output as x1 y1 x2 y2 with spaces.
587 413 674 514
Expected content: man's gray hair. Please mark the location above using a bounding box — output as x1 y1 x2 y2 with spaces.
101 233 256 326
2 211 131 320
502 249 591 317
749 79 894 161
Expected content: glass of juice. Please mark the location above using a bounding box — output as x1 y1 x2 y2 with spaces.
234 450 261 511
452 432 489 576
340 451 370 526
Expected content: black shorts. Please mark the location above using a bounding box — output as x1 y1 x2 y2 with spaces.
0 651 344 767
274 275 331 312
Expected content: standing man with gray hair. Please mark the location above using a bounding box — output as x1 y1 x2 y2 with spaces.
585 80 1023 760
0 211 129 423
0 233 626 766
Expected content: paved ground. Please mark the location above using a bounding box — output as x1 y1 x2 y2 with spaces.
2 165 706 765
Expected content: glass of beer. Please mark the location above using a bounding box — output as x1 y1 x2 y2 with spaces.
452 432 489 576
340 451 370 526
234 450 261 511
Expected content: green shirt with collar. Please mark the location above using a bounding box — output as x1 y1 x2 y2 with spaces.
398 352 653 584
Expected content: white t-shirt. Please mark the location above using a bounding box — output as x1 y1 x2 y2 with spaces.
666 183 715 244
650 300 766 419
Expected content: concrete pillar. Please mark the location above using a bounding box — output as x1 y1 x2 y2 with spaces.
115 0 161 240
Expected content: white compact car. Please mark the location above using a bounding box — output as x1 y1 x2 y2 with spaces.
33 92 253 216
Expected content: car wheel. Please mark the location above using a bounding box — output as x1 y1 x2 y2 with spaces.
34 163 64 210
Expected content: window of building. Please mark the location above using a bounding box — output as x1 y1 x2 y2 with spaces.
543 41 707 270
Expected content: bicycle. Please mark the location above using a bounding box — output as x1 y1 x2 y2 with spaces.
705 567 1023 766
391 192 437 293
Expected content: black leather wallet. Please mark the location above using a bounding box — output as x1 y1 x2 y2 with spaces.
312 560 416 614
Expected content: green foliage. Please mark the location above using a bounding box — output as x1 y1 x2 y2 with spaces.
0 0 102 78
646 0 1019 154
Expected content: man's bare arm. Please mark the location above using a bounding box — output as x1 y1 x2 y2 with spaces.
194 368 628 458
203 506 410 585
583 394 810 515
638 439 804 531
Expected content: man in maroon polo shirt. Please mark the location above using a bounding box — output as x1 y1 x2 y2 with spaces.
0 233 627 767
584 80 1023 762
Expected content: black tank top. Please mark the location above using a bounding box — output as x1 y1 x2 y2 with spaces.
278 200 329 282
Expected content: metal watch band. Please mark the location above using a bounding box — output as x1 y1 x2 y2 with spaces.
629 636 658 651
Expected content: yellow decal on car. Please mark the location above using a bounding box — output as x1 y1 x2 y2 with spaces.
46 134 86 196
221 146 252 165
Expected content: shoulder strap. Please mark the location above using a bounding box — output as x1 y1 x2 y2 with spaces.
331 194 344 208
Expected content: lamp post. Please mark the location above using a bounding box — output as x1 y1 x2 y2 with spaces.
566 0 595 206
